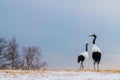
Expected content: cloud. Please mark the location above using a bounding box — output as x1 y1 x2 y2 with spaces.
77 0 120 29
79 0 120 18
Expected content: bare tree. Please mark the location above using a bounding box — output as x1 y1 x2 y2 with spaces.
0 37 8 55
0 37 8 68
22 46 46 70
5 38 20 69
0 37 47 70
22 47 34 70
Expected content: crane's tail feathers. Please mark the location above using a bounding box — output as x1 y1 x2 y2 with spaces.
78 58 80 63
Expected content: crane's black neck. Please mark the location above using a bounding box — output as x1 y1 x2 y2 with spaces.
86 44 88 51
93 36 97 44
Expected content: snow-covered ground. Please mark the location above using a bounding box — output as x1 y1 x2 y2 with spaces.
0 70 120 80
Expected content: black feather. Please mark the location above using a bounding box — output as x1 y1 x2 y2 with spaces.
92 52 101 64
78 55 85 63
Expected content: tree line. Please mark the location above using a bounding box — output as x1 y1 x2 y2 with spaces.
0 37 47 70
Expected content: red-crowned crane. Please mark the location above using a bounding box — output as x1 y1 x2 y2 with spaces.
89 34 101 71
78 43 88 70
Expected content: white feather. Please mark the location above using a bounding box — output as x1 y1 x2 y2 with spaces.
92 44 101 53
80 52 88 59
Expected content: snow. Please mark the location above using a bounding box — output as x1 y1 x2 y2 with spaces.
0 70 120 80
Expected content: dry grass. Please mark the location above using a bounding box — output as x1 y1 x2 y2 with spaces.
0 69 119 80
0 69 120 74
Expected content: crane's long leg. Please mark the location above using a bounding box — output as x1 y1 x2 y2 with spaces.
79 64 81 70
98 64 99 71
94 61 95 70
97 63 99 71
81 62 84 70
79 62 81 70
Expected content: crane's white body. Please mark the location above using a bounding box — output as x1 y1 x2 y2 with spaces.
80 52 88 59
92 44 101 53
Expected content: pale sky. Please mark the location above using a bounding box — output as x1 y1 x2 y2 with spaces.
0 0 120 70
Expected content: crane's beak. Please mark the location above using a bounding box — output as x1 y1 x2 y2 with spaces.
89 35 93 37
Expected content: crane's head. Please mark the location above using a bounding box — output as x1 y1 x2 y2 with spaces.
89 34 97 38
86 42 88 46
